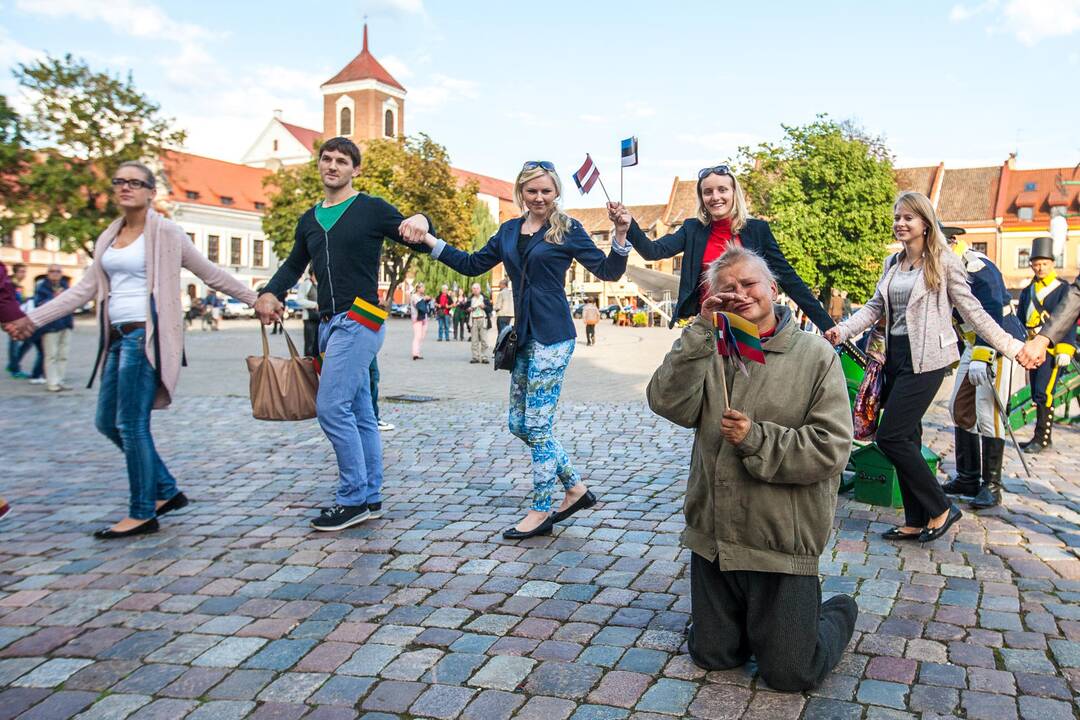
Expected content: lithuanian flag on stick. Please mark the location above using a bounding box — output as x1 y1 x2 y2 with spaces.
347 296 388 332
713 311 766 377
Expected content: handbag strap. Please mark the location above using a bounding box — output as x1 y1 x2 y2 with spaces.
260 322 302 361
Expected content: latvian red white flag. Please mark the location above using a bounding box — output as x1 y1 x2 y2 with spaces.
573 154 600 195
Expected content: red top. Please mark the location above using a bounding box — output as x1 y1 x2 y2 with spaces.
0 263 25 323
699 217 738 304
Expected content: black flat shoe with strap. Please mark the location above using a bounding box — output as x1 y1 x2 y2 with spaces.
919 505 963 543
551 490 597 523
156 492 189 517
94 517 160 540
502 515 554 540
881 527 922 541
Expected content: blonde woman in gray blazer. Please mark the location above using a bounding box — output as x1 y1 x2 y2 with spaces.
825 192 1023 544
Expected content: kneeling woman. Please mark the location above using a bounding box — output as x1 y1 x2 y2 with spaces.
413 162 630 539
647 246 857 692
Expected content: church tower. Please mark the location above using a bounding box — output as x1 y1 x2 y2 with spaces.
320 24 406 146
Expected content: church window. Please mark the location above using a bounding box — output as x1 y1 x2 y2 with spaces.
272 139 278 151
340 107 352 135
384 109 394 137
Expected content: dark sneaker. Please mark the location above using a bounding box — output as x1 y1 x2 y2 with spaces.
311 504 370 531
366 502 384 520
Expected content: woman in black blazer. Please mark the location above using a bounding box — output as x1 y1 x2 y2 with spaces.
609 165 832 331
414 161 631 539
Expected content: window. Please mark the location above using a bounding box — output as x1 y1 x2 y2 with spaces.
673 256 682 273
272 139 278 152
0 232 12 248
207 235 220 262
220 196 234 206
230 237 242 266
254 202 266 211
340 107 352 135
1056 251 1065 269
568 262 577 283
645 262 654 270
1018 207 1033 221
1024 182 1037 191
583 269 595 283
591 231 609 247
1017 249 1030 269
253 239 265 268
972 242 987 254
384 109 394 137
186 190 199 200
34 234 46 250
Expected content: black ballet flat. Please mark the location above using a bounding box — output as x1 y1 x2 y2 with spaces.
156 492 189 517
881 527 922 541
919 505 963 543
94 517 159 540
502 516 554 540
551 490 597 523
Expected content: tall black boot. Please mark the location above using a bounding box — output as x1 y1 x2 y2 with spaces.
942 428 981 496
1023 405 1053 454
970 436 1005 508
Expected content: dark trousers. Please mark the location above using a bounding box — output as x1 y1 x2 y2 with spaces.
1028 361 1058 408
369 356 380 422
688 552 855 692
585 324 596 345
303 319 320 359
497 316 512 333
16 335 44 378
878 334 949 528
453 317 466 340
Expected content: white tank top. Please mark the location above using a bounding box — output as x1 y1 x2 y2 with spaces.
101 234 148 323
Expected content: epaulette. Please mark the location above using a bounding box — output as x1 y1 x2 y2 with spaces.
962 249 986 274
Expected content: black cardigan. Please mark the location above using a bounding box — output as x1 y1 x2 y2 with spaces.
628 217 833 331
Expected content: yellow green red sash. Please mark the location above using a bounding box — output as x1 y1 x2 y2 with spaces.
347 296 388 331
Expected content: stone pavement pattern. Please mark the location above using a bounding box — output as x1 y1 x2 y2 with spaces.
2 323 1080 719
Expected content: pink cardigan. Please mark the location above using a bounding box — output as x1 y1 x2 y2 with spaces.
28 209 259 408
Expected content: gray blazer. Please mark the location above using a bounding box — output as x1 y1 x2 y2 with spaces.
1040 277 1080 344
836 250 1023 373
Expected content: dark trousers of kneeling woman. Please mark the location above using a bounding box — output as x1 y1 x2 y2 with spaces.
877 333 949 529
688 553 856 692
94 327 180 520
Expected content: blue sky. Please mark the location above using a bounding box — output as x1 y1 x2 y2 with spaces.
3 0 1079 207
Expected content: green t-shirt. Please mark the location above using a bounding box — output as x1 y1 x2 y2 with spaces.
315 194 359 232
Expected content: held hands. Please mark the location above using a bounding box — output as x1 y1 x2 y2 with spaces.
967 360 992 388
3 316 34 341
398 214 430 244
606 202 631 233
721 408 751 445
1016 335 1050 370
254 293 284 325
823 326 844 346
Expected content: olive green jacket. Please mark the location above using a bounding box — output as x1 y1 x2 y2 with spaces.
646 306 852 575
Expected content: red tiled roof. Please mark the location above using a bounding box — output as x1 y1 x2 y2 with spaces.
323 25 405 91
451 167 514 201
280 121 320 153
935 167 999 222
894 166 937 197
1001 167 1080 225
162 150 271 213
664 179 699 225
569 204 667 234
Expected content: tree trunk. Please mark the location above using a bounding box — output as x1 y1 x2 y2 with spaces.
383 254 416 309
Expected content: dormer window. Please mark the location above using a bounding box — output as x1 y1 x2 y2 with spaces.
220 196 234 206
186 190 199 200
1024 182 1037 191
254 202 266 211
1018 207 1033 221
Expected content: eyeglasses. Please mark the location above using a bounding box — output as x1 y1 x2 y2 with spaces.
521 161 556 172
697 165 732 180
111 178 154 189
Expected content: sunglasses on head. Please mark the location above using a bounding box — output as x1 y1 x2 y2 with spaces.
697 164 732 180
521 161 556 172
111 177 154 189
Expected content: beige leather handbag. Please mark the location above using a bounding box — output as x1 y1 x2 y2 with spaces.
246 323 319 420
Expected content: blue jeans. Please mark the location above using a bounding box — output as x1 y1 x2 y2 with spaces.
7 337 22 374
437 313 451 340
369 356 380 422
94 328 179 520
15 334 44 378
318 313 386 507
508 338 580 511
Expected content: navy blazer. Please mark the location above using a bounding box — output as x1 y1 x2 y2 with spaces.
434 217 627 346
628 217 833 331
1019 278 1077 350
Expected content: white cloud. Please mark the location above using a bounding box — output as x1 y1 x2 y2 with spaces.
950 0 1080 44
365 0 427 18
676 131 760 154
409 74 479 109
949 1 997 22
503 110 552 128
380 55 414 80
0 23 44 104
624 101 656 118
579 114 607 124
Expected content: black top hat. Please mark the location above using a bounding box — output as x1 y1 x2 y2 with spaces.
1031 236 1055 261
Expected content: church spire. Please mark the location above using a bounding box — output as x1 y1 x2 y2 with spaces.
362 22 368 53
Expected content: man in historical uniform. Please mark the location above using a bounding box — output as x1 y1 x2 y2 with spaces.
1016 236 1075 454
941 228 1026 509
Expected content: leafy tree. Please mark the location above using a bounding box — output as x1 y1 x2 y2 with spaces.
0 96 30 236
736 115 896 303
12 55 186 255
413 202 499 293
262 133 478 305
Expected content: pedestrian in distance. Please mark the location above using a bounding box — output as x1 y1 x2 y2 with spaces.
468 282 490 363
409 160 630 539
295 270 320 359
202 290 222 331
648 245 857 692
582 297 600 345
828 287 844 325
824 192 1024 543
35 264 74 392
452 289 468 341
410 282 430 360
607 164 833 331
5 161 260 538
435 284 453 341
494 276 515 333
255 136 432 532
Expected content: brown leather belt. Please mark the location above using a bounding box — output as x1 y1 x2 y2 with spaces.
109 321 146 341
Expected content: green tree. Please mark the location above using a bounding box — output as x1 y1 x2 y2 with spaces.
0 95 30 237
736 115 896 303
12 55 186 255
262 134 477 305
413 202 499 293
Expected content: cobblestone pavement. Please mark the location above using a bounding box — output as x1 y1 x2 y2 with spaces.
2 322 1080 719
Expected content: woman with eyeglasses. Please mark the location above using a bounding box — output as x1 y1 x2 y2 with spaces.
9 161 258 539
407 161 630 539
607 165 833 331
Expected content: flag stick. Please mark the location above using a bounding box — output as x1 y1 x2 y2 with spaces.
718 354 730 410
596 175 612 204
620 164 624 205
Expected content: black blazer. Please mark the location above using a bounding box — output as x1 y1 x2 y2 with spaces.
628 217 833 331
435 217 627 346
1019 278 1077 349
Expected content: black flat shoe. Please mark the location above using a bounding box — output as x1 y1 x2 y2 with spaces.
551 490 597 523
502 516 554 540
94 517 159 540
156 492 189 517
881 527 922 541
919 505 963 543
